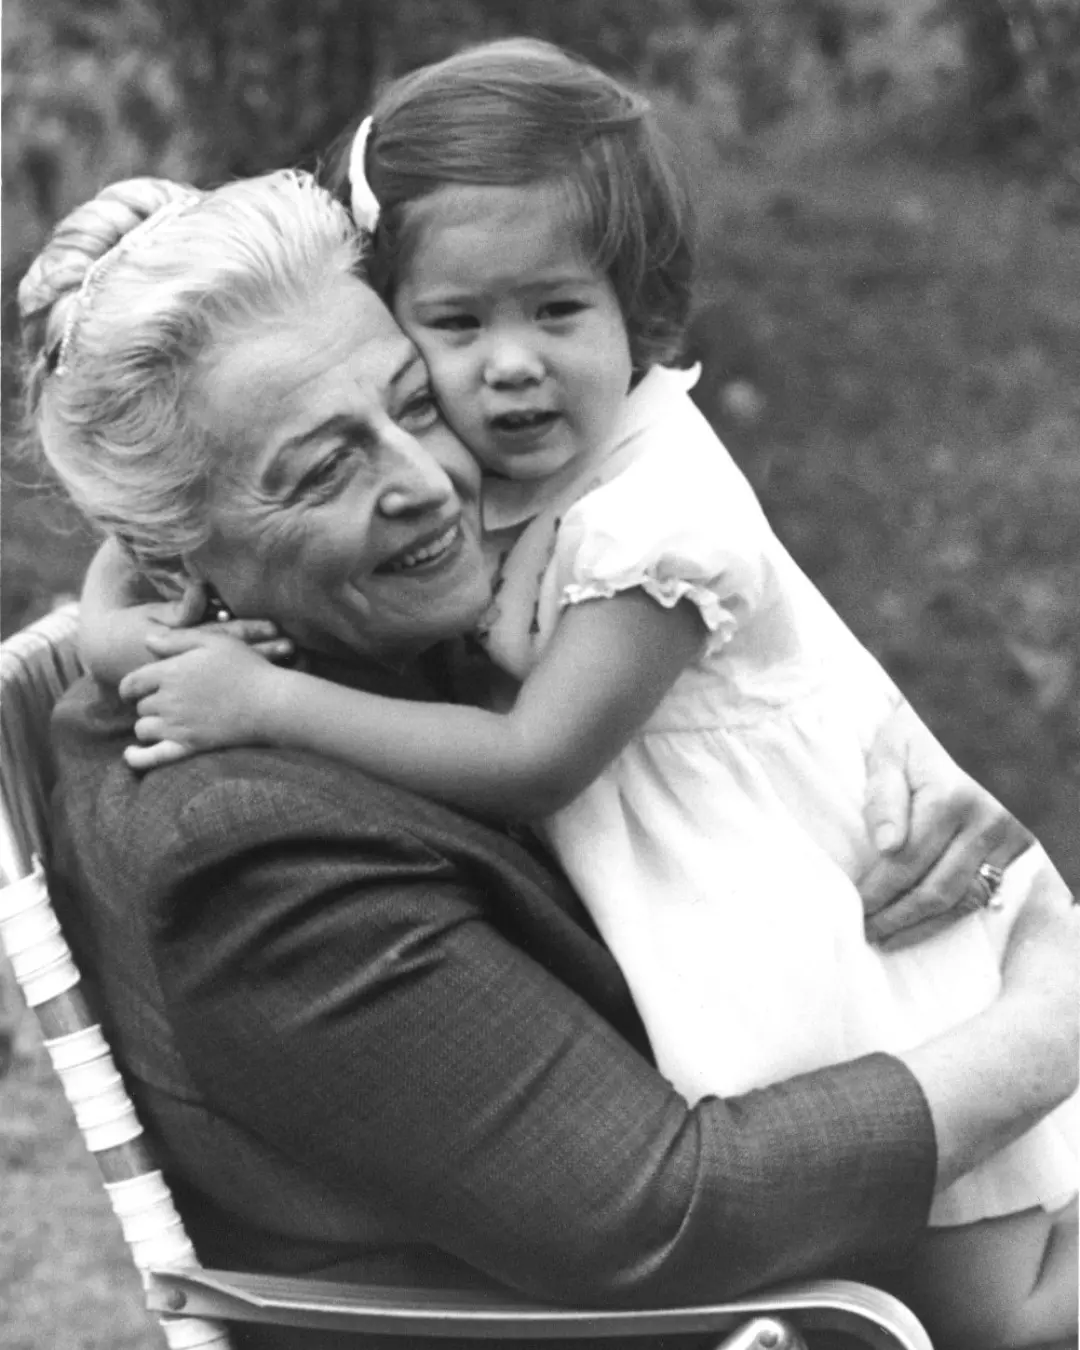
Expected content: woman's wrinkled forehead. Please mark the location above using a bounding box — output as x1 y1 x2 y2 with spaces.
195 276 416 484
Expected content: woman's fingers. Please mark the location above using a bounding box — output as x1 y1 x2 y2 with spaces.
861 750 911 854
859 695 1038 945
859 788 960 923
869 835 990 948
866 797 1034 948
124 739 192 773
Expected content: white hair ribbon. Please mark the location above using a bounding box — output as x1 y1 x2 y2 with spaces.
348 116 381 234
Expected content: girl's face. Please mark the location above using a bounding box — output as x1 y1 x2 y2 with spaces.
393 182 633 481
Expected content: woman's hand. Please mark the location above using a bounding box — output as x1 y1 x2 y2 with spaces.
118 629 285 771
858 700 1035 949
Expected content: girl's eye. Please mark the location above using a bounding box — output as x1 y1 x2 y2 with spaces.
430 313 479 333
399 391 440 433
539 300 587 321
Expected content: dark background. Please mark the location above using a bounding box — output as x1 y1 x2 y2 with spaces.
2 3 1078 1342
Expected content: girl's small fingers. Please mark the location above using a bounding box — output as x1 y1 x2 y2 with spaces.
118 668 160 702
253 638 295 662
133 715 168 743
216 618 280 644
144 628 213 657
125 739 191 773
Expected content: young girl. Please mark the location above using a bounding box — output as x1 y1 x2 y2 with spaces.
95 40 1076 1346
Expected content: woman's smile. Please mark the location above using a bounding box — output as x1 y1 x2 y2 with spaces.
377 518 463 574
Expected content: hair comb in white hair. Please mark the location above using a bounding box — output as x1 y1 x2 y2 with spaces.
348 117 381 234
53 192 201 378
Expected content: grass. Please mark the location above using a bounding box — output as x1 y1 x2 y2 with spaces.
0 1019 164 1348
1 127 1078 1346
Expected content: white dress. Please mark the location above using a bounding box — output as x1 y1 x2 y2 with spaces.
480 366 1077 1227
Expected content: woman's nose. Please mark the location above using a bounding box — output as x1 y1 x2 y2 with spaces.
483 332 543 388
377 434 455 518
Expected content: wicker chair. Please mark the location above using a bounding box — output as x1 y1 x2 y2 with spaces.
0 603 934 1350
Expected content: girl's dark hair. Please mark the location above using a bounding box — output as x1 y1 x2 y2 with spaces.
324 38 694 371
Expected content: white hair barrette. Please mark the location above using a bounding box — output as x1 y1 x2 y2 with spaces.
348 116 381 235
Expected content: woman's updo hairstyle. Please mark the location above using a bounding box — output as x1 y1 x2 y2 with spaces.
19 172 361 583
326 38 694 373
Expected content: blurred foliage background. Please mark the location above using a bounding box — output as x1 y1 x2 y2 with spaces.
2 2 1079 1345
6 0 1077 874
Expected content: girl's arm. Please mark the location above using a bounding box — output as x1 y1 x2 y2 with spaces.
80 539 291 687
79 538 187 685
120 590 706 816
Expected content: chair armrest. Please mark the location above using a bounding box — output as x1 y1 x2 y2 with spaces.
146 1269 932 1349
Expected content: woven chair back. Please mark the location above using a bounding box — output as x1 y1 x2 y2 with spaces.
0 606 232 1349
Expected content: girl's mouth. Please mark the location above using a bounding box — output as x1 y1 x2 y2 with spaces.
379 521 461 574
489 409 559 436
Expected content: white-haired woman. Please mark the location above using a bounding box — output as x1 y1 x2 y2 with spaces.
20 171 1077 1350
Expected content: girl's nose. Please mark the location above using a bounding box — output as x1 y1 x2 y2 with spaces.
377 432 455 518
483 332 543 388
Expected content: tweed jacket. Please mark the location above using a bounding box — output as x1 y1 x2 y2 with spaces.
48 653 936 1348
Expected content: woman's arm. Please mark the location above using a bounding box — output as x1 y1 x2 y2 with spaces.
79 539 292 688
899 861 1078 1190
120 591 706 815
150 768 936 1303
142 760 1074 1304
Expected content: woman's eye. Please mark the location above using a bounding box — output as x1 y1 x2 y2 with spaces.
399 392 440 432
296 451 348 496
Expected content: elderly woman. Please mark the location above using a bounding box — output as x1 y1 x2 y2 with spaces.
18 171 1077 1350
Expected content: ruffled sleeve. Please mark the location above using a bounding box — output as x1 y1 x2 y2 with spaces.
548 435 774 651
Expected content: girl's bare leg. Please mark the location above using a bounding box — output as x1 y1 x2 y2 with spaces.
908 1197 1077 1349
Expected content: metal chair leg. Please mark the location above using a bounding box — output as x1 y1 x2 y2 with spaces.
713 1315 809 1350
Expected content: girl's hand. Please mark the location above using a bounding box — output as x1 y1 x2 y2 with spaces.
117 630 282 772
150 579 294 661
858 700 1034 948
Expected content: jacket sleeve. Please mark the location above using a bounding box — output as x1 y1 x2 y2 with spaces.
156 773 936 1306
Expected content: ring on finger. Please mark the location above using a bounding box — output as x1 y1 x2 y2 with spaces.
974 860 1006 909
955 890 988 917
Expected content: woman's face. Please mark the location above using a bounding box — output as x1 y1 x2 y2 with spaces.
190 274 492 663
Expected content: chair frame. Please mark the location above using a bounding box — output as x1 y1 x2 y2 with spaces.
0 605 933 1350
